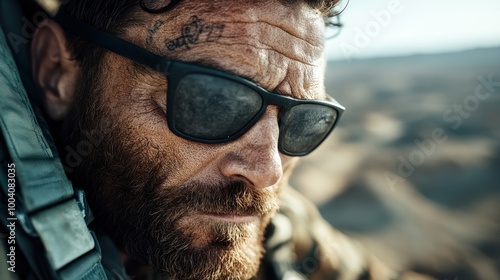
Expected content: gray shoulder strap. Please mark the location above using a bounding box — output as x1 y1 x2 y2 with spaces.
0 20 107 279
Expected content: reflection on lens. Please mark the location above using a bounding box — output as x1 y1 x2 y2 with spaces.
282 104 337 154
173 74 263 140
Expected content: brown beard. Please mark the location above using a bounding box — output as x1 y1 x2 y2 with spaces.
64 66 279 279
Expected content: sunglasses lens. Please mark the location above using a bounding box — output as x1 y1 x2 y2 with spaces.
172 74 263 140
281 104 338 155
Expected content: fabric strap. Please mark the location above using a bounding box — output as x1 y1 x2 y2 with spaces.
0 6 107 278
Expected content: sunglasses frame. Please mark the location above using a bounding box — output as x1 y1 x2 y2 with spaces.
54 11 345 156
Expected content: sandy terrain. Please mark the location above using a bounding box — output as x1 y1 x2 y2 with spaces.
290 47 500 279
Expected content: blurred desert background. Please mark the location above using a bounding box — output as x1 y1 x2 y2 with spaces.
290 47 500 279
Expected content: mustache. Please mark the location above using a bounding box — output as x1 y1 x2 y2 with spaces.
150 180 279 219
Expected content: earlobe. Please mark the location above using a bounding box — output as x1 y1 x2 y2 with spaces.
31 19 79 121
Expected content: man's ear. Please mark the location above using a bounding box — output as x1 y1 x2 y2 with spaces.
31 19 79 121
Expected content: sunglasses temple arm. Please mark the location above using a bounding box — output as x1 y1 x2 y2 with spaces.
53 10 172 73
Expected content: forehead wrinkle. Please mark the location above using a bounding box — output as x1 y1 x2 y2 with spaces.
135 1 324 52
224 0 325 44
134 21 323 68
215 17 324 66
211 40 317 70
221 20 324 60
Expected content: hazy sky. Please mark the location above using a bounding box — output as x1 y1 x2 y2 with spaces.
325 0 500 60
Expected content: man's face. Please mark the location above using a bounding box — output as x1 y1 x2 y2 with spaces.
68 0 326 279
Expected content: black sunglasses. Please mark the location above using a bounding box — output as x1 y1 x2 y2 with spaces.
54 12 345 156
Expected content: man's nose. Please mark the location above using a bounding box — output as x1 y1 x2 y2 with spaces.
219 108 283 190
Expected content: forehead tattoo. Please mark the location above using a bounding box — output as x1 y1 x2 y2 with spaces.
146 19 165 45
146 15 226 51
